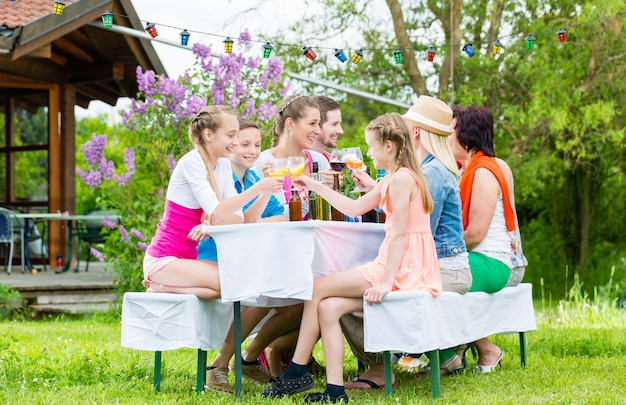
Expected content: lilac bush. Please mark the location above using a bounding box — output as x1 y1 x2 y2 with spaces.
77 32 291 297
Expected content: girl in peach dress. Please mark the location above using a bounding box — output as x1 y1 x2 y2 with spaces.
261 112 441 404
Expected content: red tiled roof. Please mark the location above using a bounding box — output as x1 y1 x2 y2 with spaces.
0 0 54 29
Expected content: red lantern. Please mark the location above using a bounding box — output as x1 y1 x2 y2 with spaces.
145 22 158 39
557 28 567 43
427 47 436 62
303 46 317 61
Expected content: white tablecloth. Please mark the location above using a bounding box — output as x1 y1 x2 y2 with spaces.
203 220 386 306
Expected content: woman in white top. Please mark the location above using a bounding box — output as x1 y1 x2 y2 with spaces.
253 94 330 220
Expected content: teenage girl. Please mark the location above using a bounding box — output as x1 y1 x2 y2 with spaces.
261 113 441 404
142 106 283 299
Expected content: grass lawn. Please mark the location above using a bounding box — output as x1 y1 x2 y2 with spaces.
1 296 625 404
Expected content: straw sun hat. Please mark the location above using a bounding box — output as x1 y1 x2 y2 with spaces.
402 95 453 136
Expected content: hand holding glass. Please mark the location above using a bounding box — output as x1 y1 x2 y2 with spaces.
268 158 288 178
288 156 305 178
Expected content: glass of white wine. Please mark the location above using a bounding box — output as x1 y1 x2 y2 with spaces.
344 147 364 193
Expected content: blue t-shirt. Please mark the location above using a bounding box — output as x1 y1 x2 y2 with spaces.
197 169 284 261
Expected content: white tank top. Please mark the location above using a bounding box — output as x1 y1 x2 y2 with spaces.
472 193 511 268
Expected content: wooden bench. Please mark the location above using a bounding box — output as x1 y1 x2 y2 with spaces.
363 283 536 398
121 292 233 393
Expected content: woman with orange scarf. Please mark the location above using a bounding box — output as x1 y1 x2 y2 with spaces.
449 105 525 373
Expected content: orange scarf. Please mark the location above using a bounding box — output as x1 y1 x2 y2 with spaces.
459 151 516 232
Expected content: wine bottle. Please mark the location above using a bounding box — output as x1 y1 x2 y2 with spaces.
361 167 378 223
375 168 387 223
289 189 302 221
330 173 345 221
309 162 319 220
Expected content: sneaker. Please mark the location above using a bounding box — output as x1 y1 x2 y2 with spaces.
398 353 429 372
205 366 232 394
260 373 314 398
230 360 272 384
304 392 349 403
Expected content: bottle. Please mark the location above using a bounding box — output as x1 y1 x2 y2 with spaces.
361 167 378 223
309 162 319 220
375 168 387 223
330 173 345 221
288 189 302 221
56 254 63 267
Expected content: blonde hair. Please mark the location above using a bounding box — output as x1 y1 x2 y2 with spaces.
272 94 319 146
366 113 433 213
403 117 460 179
188 105 237 204
419 128 461 179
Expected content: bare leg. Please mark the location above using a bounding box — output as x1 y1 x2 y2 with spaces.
211 307 271 368
318 296 363 386
265 330 299 376
474 337 502 366
243 304 303 362
291 268 371 366
149 258 221 298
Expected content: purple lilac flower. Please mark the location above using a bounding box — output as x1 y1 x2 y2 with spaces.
246 56 259 70
242 98 256 119
257 101 276 123
102 217 117 230
113 172 132 186
82 134 106 167
193 43 211 59
99 157 115 180
167 154 176 172
136 66 157 97
76 169 102 188
123 148 135 176
90 247 105 262
267 57 283 81
119 225 129 244
238 30 251 49
130 229 144 240
137 242 148 251
185 94 207 118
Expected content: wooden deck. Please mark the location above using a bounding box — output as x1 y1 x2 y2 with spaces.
0 261 117 314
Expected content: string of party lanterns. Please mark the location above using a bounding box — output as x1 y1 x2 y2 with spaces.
45 0 581 64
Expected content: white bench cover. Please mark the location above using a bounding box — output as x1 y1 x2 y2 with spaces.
121 293 233 351
364 283 536 353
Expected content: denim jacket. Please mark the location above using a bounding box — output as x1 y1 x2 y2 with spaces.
421 153 467 258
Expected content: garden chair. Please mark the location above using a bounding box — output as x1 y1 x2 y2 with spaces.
0 207 22 274
73 209 116 272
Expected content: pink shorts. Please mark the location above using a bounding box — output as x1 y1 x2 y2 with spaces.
142 253 178 288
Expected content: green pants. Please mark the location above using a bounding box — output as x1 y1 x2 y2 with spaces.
437 252 510 363
467 251 511 293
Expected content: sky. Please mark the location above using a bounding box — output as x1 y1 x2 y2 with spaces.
76 0 307 119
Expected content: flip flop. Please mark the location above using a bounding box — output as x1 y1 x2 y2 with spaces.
345 377 397 390
345 377 381 390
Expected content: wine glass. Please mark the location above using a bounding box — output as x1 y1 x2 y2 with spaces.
344 147 364 193
268 158 288 178
288 156 305 179
329 148 347 172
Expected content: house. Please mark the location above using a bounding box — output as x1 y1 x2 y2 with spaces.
0 0 165 265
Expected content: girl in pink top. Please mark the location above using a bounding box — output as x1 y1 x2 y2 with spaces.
261 113 441 403
142 105 284 299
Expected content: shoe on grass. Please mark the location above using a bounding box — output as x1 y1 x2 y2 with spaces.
230 360 272 384
304 392 349 403
260 373 314 398
205 366 232 394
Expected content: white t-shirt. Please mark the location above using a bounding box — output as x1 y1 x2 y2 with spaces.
167 149 243 218
253 149 330 218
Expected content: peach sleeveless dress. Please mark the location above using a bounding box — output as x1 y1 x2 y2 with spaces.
356 168 442 296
